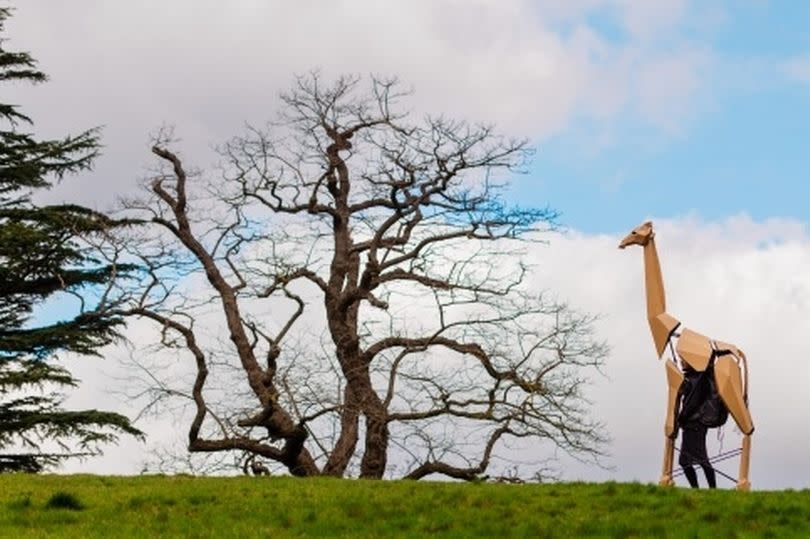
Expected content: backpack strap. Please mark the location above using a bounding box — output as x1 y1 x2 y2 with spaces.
667 323 681 366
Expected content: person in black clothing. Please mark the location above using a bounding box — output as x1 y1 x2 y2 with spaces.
674 364 717 489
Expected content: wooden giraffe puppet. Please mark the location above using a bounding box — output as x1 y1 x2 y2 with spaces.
619 221 754 491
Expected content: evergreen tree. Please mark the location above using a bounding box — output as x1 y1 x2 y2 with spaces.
0 6 141 472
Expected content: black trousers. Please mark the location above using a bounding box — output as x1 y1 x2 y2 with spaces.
679 424 716 488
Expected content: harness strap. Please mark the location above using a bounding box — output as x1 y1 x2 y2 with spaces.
667 323 681 365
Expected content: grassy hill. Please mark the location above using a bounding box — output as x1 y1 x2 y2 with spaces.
1 474 808 537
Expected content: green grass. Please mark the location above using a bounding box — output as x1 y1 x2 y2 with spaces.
1 475 808 538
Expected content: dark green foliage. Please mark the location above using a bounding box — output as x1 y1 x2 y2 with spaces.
44 492 84 511
0 6 141 472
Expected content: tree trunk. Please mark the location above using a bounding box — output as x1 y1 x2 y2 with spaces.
322 385 360 476
359 394 389 478
355 371 389 478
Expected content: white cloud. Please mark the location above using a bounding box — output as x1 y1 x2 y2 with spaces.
3 0 716 209
615 0 688 41
56 214 810 490
635 48 711 134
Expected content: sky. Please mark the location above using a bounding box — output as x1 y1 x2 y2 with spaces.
4 0 810 489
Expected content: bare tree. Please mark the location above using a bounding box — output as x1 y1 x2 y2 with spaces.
108 74 608 480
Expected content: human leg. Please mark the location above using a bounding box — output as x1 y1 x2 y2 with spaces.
679 427 705 488
688 425 716 488
700 464 717 488
682 465 699 488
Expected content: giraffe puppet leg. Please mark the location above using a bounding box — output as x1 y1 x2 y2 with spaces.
714 353 754 491
737 434 752 491
660 437 675 487
660 361 683 486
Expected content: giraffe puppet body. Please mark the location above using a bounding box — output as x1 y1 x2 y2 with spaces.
619 221 754 491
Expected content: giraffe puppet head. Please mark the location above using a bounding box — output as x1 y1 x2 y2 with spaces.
618 220 654 249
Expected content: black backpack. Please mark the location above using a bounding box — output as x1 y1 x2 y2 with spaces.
698 363 729 428
678 361 729 428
